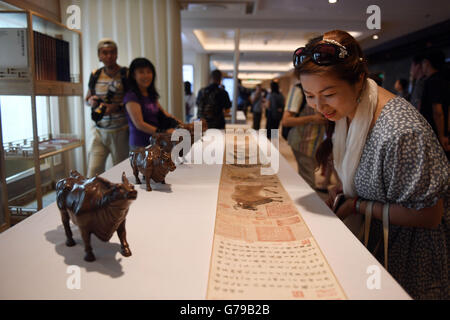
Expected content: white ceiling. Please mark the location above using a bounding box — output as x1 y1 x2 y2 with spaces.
179 0 450 84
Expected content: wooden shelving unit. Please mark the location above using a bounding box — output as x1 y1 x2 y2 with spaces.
0 10 86 231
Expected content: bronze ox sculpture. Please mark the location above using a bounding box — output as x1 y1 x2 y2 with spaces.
129 141 176 191
56 170 137 262
148 120 207 160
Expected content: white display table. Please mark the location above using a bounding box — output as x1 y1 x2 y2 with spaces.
0 131 410 299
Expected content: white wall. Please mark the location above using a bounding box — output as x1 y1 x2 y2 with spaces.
59 0 184 171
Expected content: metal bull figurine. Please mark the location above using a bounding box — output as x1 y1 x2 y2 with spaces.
56 171 137 262
148 119 207 159
129 142 176 192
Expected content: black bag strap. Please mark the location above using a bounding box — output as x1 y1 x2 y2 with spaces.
88 67 103 96
119 67 128 92
295 83 307 117
88 66 128 96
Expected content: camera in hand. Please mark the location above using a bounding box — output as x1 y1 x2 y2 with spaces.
91 101 106 122
91 83 118 123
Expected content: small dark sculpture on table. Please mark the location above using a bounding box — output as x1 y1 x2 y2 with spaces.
56 170 137 262
149 119 207 159
129 142 176 192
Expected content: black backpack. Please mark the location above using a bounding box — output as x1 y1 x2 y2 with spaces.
197 85 222 126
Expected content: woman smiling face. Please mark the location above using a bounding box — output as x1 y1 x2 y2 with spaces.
300 73 363 121
134 67 154 92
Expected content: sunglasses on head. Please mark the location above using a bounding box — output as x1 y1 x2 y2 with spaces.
293 41 349 67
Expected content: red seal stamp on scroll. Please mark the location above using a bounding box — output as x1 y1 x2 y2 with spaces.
266 204 297 218
292 290 304 298
316 288 338 298
216 222 247 240
276 216 301 226
255 226 295 241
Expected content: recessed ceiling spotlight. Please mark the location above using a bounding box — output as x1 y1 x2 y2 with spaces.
373 34 379 40
329 0 338 4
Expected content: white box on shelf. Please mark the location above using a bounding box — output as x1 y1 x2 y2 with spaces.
0 28 28 69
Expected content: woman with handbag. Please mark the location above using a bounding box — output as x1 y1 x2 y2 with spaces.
294 30 449 299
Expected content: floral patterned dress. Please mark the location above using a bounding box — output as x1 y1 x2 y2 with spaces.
354 96 449 299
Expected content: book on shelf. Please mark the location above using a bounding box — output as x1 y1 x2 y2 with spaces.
33 31 71 82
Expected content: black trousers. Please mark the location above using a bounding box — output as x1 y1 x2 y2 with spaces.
253 112 262 131
266 115 281 140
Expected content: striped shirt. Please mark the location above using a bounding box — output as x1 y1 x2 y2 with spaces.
286 84 325 157
92 68 128 130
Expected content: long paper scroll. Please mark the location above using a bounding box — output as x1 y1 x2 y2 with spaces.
206 131 346 299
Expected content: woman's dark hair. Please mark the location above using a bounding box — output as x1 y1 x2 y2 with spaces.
127 57 159 102
295 30 369 169
270 81 279 93
184 81 192 95
211 69 223 83
397 78 408 91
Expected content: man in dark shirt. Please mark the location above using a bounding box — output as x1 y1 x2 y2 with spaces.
237 79 251 116
409 54 425 111
420 50 449 153
196 69 231 129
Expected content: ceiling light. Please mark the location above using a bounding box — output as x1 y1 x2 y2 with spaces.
193 29 305 52
329 0 338 3
241 80 262 88
372 34 379 40
213 61 292 72
238 72 281 80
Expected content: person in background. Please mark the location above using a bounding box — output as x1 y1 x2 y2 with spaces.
394 78 410 100
124 58 182 150
85 38 129 177
196 69 231 129
409 55 425 110
250 84 265 130
184 81 196 123
420 50 450 155
295 30 449 299
265 81 285 140
237 79 251 116
281 68 327 189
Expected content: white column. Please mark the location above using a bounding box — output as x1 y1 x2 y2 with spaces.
166 0 183 120
194 52 210 96
231 29 240 124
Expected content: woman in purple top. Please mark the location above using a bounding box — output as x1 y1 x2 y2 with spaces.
124 58 182 149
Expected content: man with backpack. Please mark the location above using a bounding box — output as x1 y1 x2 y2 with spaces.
85 38 129 177
196 69 231 129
